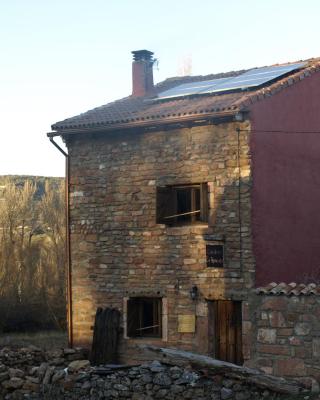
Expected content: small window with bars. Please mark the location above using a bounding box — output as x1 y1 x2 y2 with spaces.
206 244 224 268
156 183 208 226
127 297 162 338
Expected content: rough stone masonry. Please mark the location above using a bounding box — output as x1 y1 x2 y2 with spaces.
65 115 320 387
67 120 254 362
242 292 320 390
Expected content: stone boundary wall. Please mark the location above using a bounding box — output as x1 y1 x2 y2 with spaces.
243 293 320 391
0 346 307 400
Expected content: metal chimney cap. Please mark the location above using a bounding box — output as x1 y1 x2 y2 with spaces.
132 50 154 62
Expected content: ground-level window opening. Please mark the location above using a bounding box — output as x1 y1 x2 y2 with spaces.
127 297 162 338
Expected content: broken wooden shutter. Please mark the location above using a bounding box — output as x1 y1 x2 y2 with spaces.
200 183 208 222
127 298 140 337
153 298 162 336
156 186 175 225
91 307 120 365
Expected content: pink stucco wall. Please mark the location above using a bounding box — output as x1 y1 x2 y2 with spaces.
250 71 320 285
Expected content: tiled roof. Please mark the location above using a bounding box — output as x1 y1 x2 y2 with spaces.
52 59 320 132
256 282 320 296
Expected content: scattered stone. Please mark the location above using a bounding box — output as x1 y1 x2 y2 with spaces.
68 359 90 372
30 366 39 376
235 391 251 400
43 366 55 385
221 387 233 399
2 377 24 389
37 362 48 380
175 370 199 385
63 348 76 355
170 366 182 379
26 375 39 384
0 347 309 399
9 367 24 378
23 380 40 392
171 384 184 393
222 379 234 389
150 360 165 372
295 322 312 336
153 372 172 386
81 380 91 390
141 373 153 383
0 372 9 383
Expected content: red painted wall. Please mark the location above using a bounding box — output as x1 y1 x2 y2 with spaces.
250 72 320 285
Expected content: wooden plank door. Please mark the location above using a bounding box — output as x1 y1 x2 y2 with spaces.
208 300 243 365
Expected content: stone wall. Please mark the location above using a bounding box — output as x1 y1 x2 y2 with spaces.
67 120 254 361
243 293 320 390
0 347 305 399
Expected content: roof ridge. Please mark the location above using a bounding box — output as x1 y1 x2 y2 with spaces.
52 57 320 132
154 58 320 94
234 60 320 110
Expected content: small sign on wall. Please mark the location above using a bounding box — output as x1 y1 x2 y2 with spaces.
206 244 224 268
178 315 196 333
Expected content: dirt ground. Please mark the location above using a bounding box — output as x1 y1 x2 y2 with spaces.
0 330 68 349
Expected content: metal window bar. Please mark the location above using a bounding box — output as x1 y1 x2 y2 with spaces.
163 210 201 220
136 324 160 331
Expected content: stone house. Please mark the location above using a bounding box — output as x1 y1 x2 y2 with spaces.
50 51 320 386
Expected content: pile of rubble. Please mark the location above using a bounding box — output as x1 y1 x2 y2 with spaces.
0 346 89 399
0 346 312 399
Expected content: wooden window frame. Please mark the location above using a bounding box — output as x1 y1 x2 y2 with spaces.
156 183 208 226
125 297 163 339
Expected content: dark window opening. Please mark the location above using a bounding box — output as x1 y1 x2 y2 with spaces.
156 183 208 226
206 244 224 268
127 297 162 338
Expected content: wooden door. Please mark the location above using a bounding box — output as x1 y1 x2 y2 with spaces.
208 300 243 365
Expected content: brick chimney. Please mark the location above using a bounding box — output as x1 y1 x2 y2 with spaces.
132 50 155 97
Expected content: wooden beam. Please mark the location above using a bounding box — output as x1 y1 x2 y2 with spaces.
138 345 303 395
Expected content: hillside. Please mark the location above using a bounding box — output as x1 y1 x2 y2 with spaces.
0 175 64 199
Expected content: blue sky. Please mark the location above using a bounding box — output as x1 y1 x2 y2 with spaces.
1 0 320 176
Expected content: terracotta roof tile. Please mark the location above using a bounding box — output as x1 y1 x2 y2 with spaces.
52 58 320 132
256 282 320 296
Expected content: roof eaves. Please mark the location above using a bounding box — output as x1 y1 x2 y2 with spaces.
256 282 320 296
50 108 240 137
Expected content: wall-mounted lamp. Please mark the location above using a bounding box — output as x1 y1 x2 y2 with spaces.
190 285 198 301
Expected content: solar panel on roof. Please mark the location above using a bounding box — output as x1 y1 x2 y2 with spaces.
200 62 307 94
157 62 307 100
157 77 231 99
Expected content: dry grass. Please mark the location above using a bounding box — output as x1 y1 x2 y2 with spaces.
0 330 68 350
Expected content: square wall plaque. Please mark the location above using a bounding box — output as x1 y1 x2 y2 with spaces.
178 315 196 333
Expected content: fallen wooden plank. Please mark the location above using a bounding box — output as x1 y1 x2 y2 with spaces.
139 344 303 395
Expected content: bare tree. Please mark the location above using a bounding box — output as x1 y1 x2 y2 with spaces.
0 178 66 332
